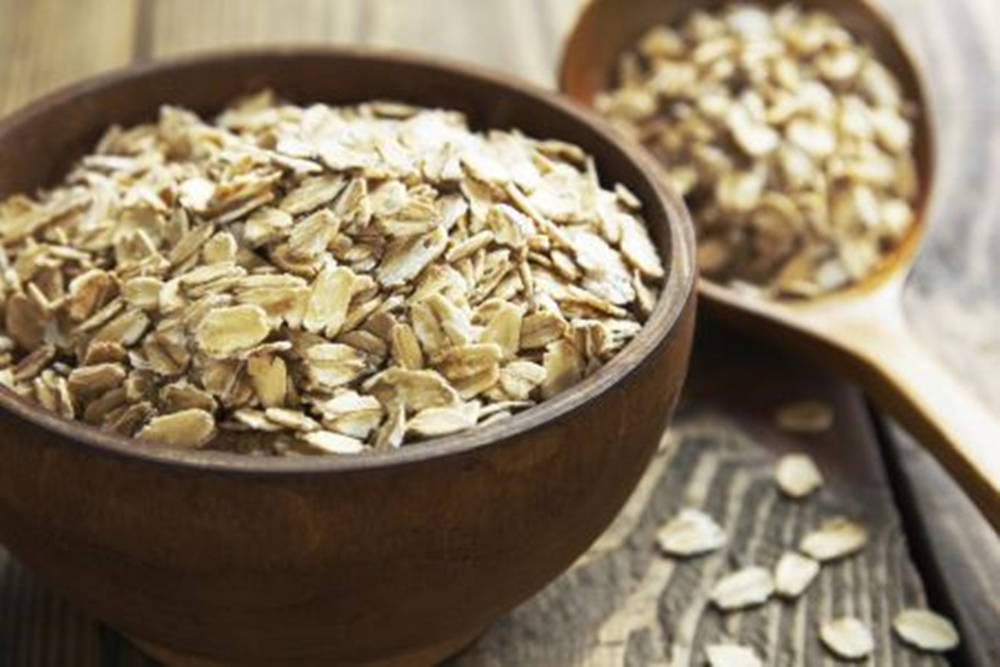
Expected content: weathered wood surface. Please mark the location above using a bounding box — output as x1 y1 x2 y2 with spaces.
0 0 997 665
866 2 1000 664
454 324 945 666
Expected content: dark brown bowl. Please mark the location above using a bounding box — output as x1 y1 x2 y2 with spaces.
0 49 697 665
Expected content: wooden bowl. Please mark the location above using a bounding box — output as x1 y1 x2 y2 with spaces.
0 49 697 665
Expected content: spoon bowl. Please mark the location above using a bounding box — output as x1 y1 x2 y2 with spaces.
560 0 1000 529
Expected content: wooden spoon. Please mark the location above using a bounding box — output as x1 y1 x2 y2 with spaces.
560 0 1000 529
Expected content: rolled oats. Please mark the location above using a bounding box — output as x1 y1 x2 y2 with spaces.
819 617 875 659
892 608 960 652
0 94 664 454
597 2 919 298
773 550 820 598
300 429 366 455
775 399 834 433
800 516 868 561
135 408 216 449
407 401 480 438
710 566 775 611
774 452 823 498
656 507 727 557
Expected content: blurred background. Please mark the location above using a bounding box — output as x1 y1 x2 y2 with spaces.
0 0 998 664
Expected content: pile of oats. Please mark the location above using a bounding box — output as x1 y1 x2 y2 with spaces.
0 91 665 455
596 3 918 298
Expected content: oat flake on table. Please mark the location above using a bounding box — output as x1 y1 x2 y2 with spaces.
706 643 762 667
655 507 727 557
800 515 868 561
774 451 823 498
773 550 820 599
710 565 774 611
819 616 875 659
0 91 665 455
774 398 834 433
892 608 960 652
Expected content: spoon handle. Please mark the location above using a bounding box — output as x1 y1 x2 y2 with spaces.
703 280 1000 530
832 308 1000 530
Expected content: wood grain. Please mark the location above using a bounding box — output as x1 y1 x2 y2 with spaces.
141 0 364 59
0 0 136 114
0 0 997 664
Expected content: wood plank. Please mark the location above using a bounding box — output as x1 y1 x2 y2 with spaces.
363 0 552 85
0 0 137 114
0 3 138 664
142 0 363 58
143 0 581 88
883 426 1000 667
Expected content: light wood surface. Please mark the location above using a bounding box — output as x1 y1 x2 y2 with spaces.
0 0 997 665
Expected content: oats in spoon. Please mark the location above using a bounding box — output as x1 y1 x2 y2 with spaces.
597 2 919 298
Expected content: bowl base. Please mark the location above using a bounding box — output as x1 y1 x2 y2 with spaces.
126 626 485 667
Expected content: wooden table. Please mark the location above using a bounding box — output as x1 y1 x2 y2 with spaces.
1 1 997 665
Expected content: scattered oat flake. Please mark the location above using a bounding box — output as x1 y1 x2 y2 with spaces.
710 566 774 611
706 644 762 667
775 400 834 433
774 551 820 599
893 608 960 652
775 453 823 498
800 516 867 561
656 508 726 557
820 617 875 660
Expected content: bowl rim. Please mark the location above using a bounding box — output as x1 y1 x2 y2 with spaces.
0 46 697 476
